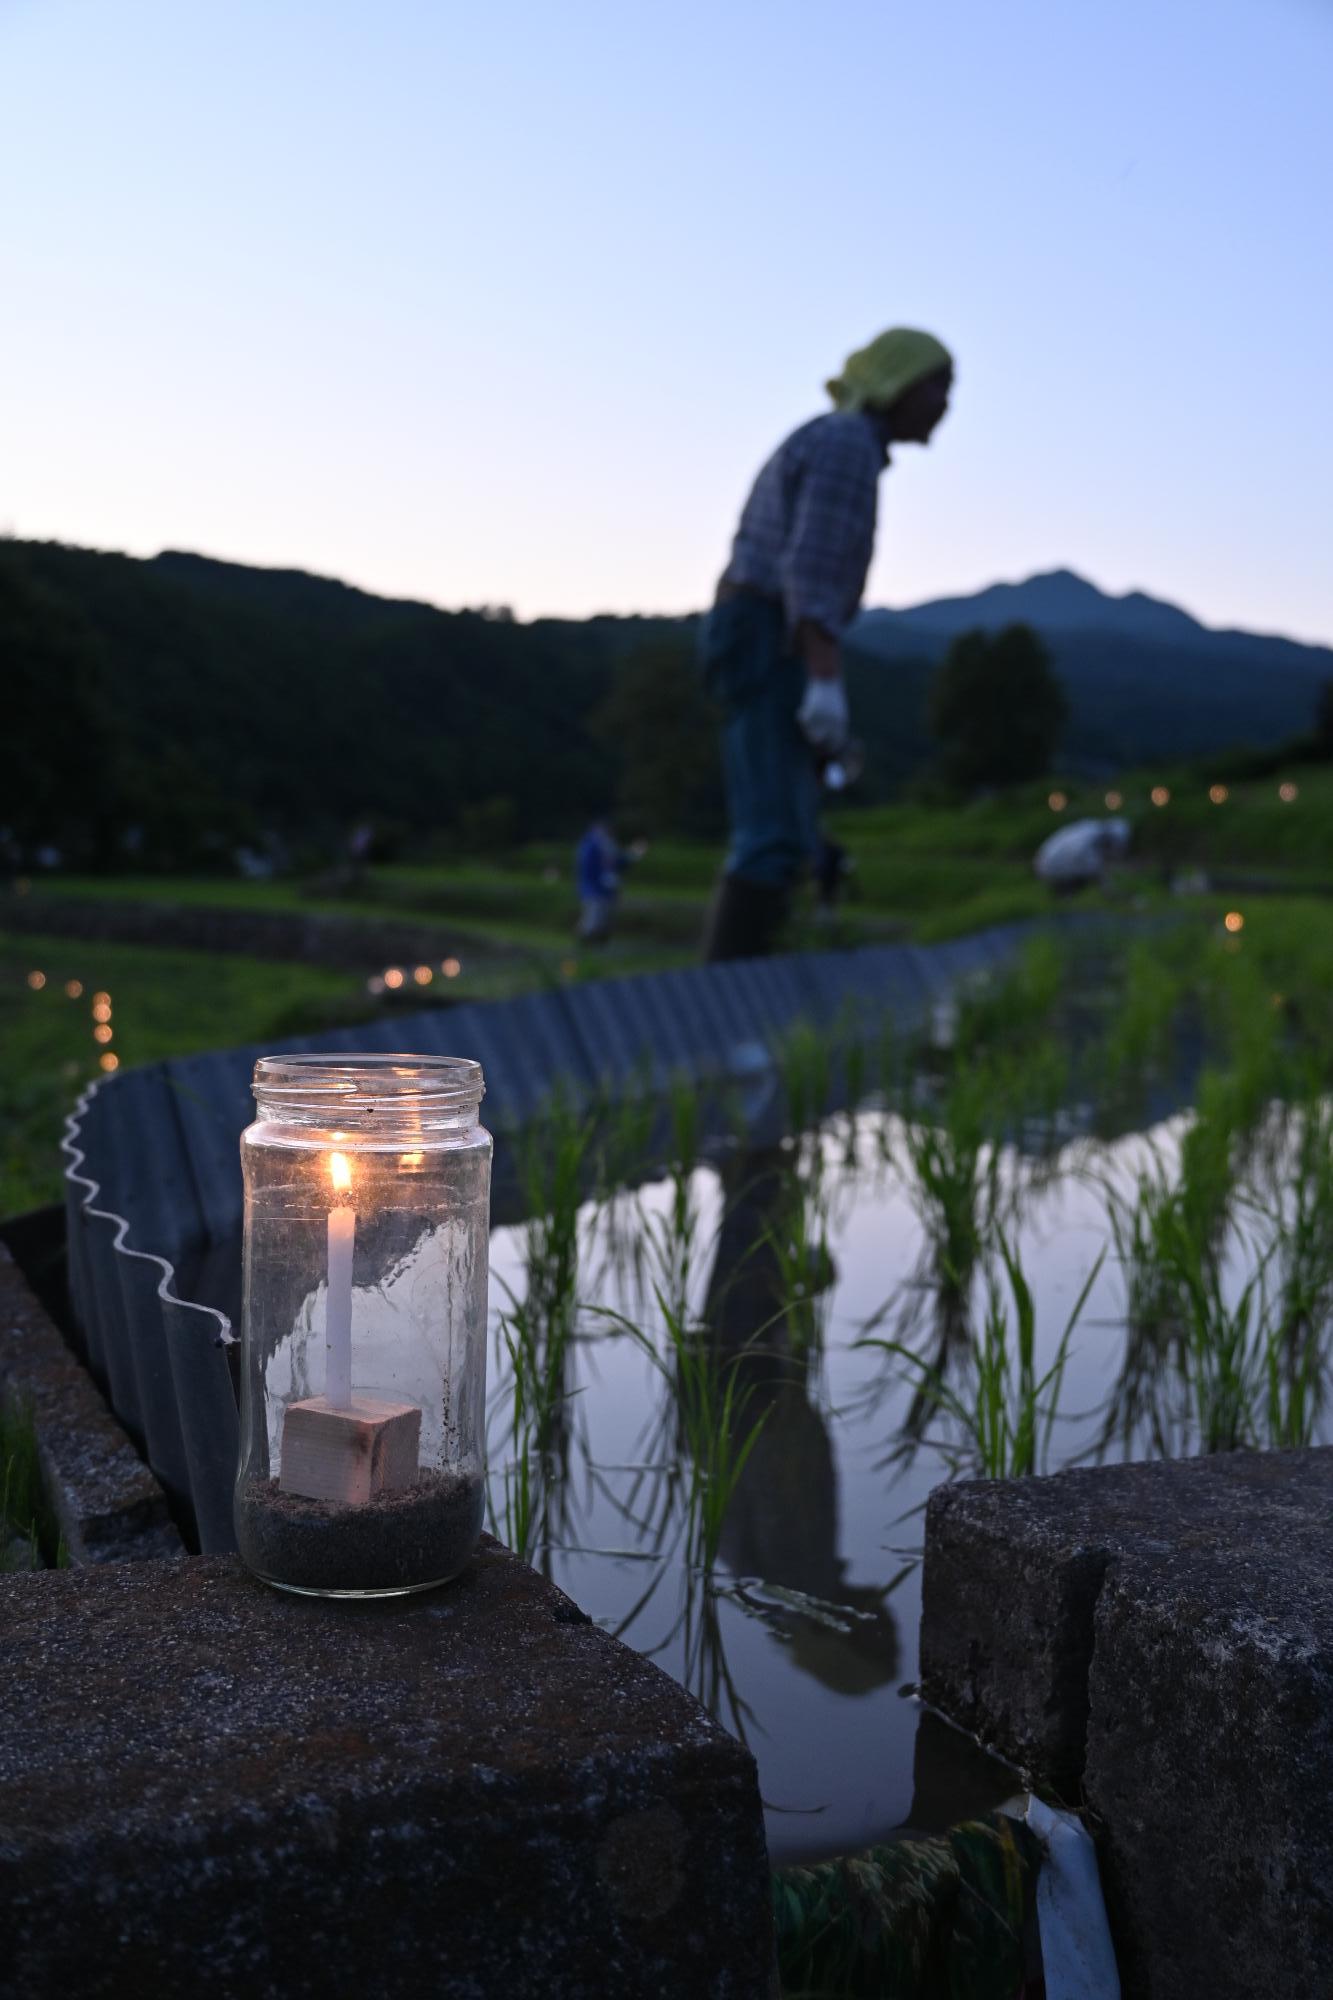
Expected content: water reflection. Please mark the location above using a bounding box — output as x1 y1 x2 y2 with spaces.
706 1147 901 1694
483 1086 1333 1858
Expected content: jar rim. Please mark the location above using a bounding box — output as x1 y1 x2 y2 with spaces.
252 1053 484 1110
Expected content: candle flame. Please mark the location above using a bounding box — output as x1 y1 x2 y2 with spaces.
329 1150 353 1193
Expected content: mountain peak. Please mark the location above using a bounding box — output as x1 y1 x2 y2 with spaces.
858 568 1208 646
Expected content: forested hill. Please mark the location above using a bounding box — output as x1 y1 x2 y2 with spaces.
4 538 694 866
6 538 1330 870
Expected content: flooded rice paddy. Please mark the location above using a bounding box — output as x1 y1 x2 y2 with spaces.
486 1074 1333 1863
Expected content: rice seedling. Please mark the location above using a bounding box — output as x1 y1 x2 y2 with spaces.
631 1071 706 1329
1246 1083 1328 1291
877 1007 904 1105
584 1069 666 1304
666 1070 701 1234
671 1321 770 1576
778 1020 832 1141
840 1031 869 1166
593 1067 656 1201
491 1333 539 1562
1099 1154 1192 1456
1242 1089 1333 1447
602 1289 770 1576
496 1285 577 1460
895 1060 1003 1308
506 1088 592 1400
1009 1036 1073 1170
1205 935 1284 1090
514 1088 591 1352
1175 1064 1267 1263
955 932 1064 1063
888 955 1074 1308
1099 939 1186 1102
857 1236 1102 1479
757 1161 836 1367
696 1148 821 1382
488 1090 600 1560
1262 1310 1323 1450
489 1278 589 1567
1160 1212 1268 1454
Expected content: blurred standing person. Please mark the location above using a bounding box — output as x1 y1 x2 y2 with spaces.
699 328 953 960
575 816 634 943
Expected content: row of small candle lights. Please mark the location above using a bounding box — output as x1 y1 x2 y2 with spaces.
22 970 120 1072
367 956 463 997
1048 782 1301 813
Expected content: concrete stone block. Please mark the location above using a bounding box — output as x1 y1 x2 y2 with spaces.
0 1546 774 1998
920 1448 1333 1999
0 1244 182 1565
1086 1514 1333 1999
920 1461 1134 1794
922 1451 1333 1791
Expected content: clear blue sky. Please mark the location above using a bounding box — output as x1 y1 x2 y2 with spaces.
3 0 1330 641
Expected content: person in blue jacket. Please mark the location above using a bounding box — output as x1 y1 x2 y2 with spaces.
699 327 954 960
575 818 633 944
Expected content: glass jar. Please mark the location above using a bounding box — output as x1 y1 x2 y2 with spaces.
235 1054 490 1597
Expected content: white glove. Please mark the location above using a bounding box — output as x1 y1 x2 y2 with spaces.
797 676 850 754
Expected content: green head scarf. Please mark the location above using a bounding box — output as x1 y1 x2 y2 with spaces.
826 327 953 412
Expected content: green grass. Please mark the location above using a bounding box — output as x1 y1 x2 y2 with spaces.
0 932 368 1216
1 1399 64 1569
17 867 696 986
20 754 1333 980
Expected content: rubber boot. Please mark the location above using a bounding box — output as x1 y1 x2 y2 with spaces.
701 874 792 963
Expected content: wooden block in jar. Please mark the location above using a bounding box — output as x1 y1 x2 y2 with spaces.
279 1396 422 1506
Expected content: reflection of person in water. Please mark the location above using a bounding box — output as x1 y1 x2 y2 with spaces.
702 1147 899 1693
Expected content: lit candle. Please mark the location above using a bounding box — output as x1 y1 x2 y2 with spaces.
326 1151 355 1409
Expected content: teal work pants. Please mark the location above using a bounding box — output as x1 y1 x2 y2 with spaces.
699 594 819 889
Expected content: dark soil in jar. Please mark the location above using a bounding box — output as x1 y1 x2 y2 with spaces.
235 1467 484 1595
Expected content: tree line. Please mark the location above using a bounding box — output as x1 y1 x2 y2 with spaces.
4 536 1087 871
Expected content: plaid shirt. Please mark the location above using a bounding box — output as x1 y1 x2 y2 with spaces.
719 410 889 637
